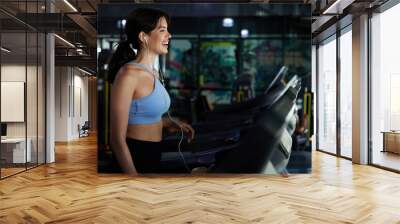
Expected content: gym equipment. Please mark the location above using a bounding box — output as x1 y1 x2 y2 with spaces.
160 73 301 173
163 66 290 139
209 79 300 173
195 66 288 123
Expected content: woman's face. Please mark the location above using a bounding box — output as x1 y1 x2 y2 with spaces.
146 17 171 55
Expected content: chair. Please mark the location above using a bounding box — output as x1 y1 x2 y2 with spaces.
78 121 90 138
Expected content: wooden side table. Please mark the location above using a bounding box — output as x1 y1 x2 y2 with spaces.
381 131 400 154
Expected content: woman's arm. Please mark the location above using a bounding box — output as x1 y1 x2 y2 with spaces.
162 116 195 142
162 116 174 128
110 68 138 175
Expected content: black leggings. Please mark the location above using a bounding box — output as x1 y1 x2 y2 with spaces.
125 138 162 173
112 138 189 173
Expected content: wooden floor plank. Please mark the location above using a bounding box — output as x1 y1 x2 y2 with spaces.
0 135 400 223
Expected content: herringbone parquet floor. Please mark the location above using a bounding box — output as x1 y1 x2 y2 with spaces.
1 135 400 223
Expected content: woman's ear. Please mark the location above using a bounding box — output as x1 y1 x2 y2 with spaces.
139 32 148 45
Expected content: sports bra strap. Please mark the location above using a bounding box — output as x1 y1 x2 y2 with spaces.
126 61 157 77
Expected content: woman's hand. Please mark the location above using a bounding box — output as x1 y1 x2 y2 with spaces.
163 117 195 142
179 122 195 143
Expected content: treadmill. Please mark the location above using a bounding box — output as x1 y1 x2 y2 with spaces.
163 66 290 141
160 74 301 173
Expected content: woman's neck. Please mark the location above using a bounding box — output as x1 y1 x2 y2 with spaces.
134 51 158 70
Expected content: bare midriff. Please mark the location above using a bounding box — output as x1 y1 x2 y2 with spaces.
126 121 163 142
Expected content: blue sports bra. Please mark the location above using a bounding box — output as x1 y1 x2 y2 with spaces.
126 62 171 125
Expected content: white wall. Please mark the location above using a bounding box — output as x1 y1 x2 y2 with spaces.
73 72 89 137
55 66 89 141
55 66 69 141
1 65 39 137
1 65 26 136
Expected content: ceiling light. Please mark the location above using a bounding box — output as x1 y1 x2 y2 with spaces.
222 18 234 27
322 0 353 15
256 10 268 17
54 34 75 48
1 47 11 53
63 0 78 12
78 67 92 76
241 29 249 38
117 19 127 29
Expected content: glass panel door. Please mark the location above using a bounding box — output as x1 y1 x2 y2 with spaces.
317 36 337 154
339 28 352 158
1 30 28 177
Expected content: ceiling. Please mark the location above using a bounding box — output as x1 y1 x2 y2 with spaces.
0 0 390 73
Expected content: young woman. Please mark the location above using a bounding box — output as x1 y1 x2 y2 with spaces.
109 8 195 175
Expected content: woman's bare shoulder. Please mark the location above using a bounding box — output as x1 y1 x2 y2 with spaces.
118 64 148 79
116 65 146 82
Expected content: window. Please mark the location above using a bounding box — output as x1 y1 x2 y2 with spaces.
317 36 337 154
339 28 352 158
370 3 400 171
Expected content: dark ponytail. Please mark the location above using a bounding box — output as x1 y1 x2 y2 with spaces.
107 8 170 83
108 41 136 83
